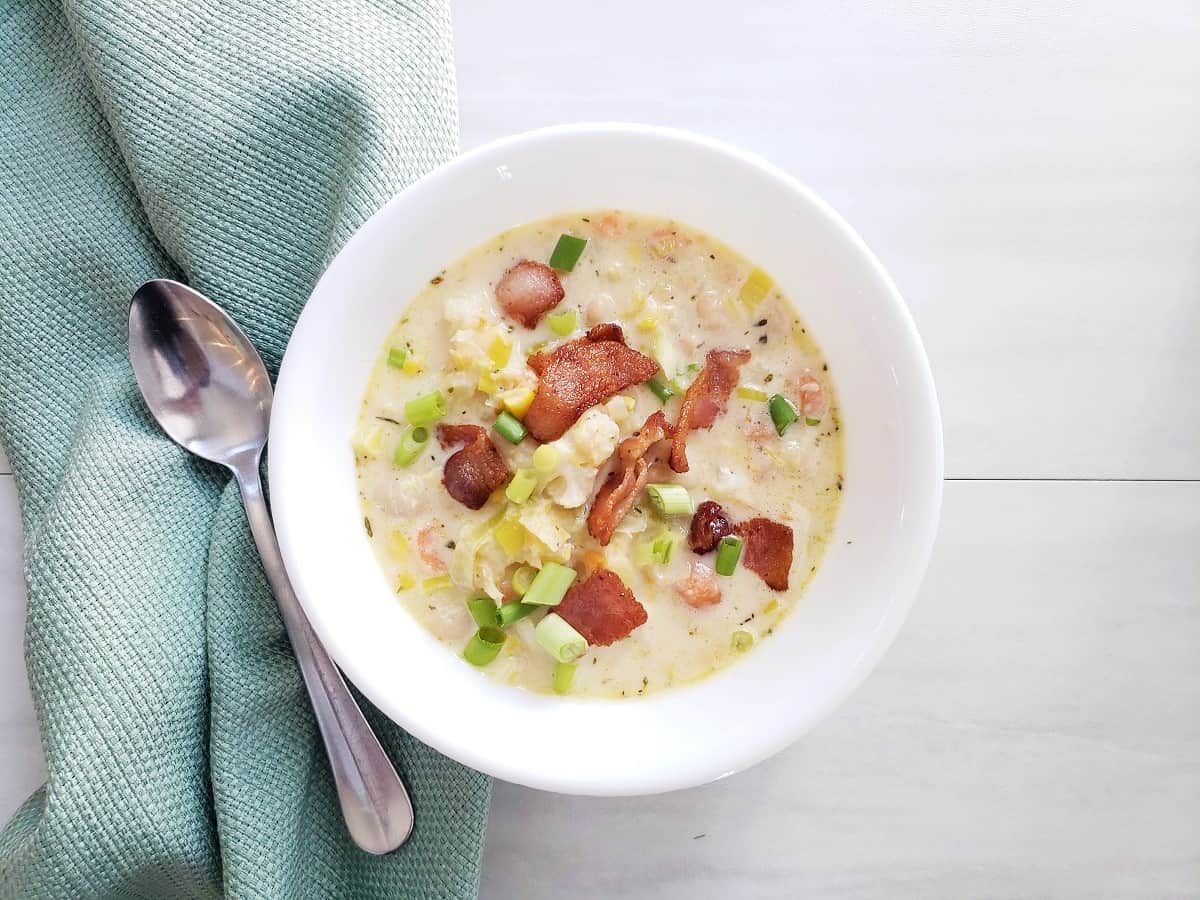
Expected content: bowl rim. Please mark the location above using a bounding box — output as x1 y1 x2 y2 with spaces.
270 122 943 795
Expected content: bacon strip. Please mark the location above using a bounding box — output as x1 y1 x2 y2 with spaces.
437 423 510 510
688 500 734 553
734 517 794 591
495 260 564 328
523 324 658 442
688 501 794 591
669 348 751 473
586 411 674 545
556 568 648 646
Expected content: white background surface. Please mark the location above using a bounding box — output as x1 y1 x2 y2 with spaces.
2 1 1198 896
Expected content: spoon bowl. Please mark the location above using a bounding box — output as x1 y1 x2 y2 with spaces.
128 280 272 466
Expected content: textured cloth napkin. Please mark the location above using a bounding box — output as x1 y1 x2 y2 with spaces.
0 1 490 897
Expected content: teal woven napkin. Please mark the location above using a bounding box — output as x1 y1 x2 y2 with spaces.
0 1 490 897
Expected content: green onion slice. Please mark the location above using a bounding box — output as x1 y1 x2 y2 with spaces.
405 390 447 426
715 535 744 576
392 426 429 467
467 596 500 629
646 483 693 517
493 410 528 444
505 468 538 504
646 377 675 404
535 613 588 663
553 661 577 694
522 562 577 606
547 309 578 336
768 393 799 436
805 416 822 427
463 625 506 666
497 601 537 627
387 346 408 370
548 234 587 272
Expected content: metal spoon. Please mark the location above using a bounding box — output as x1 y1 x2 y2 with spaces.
128 278 414 854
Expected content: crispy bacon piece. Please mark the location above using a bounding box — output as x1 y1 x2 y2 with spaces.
495 260 564 328
523 323 658 442
688 500 734 553
669 348 751 473
734 517 794 591
674 561 722 608
587 411 675 545
556 568 648 646
437 423 510 510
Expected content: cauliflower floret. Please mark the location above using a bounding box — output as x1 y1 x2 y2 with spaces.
366 467 442 517
443 288 492 331
540 406 624 508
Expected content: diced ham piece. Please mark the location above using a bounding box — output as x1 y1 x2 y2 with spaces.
669 347 751 473
587 411 675 546
673 561 722 608
523 324 658 442
495 260 564 328
437 423 510 510
688 500 734 553
556 568 648 646
734 517 795 591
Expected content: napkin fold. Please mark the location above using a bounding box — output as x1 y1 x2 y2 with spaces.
0 1 489 897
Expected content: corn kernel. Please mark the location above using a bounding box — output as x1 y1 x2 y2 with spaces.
500 386 535 418
477 372 499 395
637 316 658 332
402 356 423 375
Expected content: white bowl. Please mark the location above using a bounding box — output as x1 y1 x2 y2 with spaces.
270 124 942 796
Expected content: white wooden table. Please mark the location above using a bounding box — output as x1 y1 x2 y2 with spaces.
3 2 1198 896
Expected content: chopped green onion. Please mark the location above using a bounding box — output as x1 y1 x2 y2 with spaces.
493 410 527 444
392 426 429 467
736 385 769 402
405 390 446 426
523 562 577 606
505 468 538 504
531 444 560 473
387 346 408 369
646 377 675 404
805 416 822 427
646 483 693 517
547 309 578 336
535 613 588 662
715 535 744 576
498 601 537 626
511 565 538 596
553 661 577 694
651 530 680 564
731 629 754 652
463 625 506 666
768 393 799 436
467 596 500 628
548 234 587 272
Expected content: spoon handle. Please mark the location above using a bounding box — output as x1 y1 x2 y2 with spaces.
232 458 414 854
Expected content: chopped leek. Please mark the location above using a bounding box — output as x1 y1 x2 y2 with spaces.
646 377 675 404
402 356 423 375
715 535 744 576
493 411 527 444
731 629 754 652
637 315 658 332
487 334 512 368
511 565 538 596
534 613 587 662
548 234 587 271
387 530 410 559
477 372 499 395
463 626 506 666
421 574 452 593
806 416 822 427
646 483 693 517
467 596 500 628
553 661 577 694
392 426 429 467
493 519 525 555
394 573 415 591
531 444 560 473
351 422 387 458
523 562 577 606
387 346 408 370
405 390 446 426
739 267 773 307
497 601 536 626
505 468 538 504
547 309 577 336
768 394 799 435
736 385 769 402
